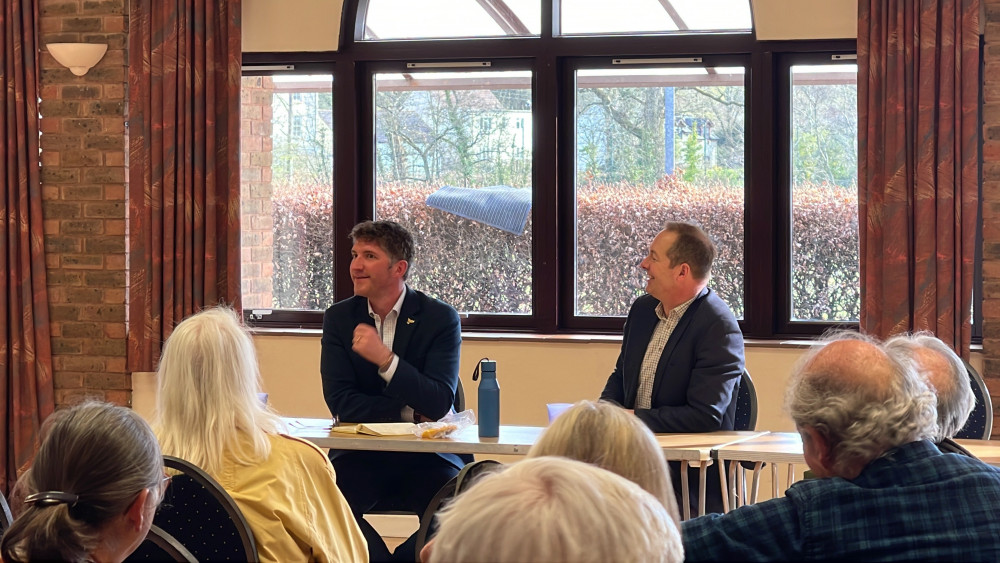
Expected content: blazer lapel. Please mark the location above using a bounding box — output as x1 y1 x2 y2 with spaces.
392 287 421 356
650 288 707 399
624 301 660 407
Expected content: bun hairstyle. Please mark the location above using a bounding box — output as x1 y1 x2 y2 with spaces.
0 402 163 563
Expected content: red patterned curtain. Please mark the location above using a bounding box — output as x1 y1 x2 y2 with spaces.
858 0 980 356
0 0 55 493
127 0 242 372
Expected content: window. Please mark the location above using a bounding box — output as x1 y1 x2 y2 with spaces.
559 0 752 36
239 72 334 313
789 62 859 322
372 69 534 316
242 4 861 338
361 0 541 40
573 64 745 318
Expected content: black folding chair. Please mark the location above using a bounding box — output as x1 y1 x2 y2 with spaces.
955 361 994 440
414 459 504 561
128 455 257 562
129 525 198 562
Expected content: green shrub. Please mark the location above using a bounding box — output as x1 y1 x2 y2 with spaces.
270 178 859 322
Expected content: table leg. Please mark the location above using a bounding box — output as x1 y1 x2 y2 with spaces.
698 461 708 516
718 458 730 513
727 458 739 510
771 462 779 498
681 460 691 521
787 463 795 489
749 461 762 504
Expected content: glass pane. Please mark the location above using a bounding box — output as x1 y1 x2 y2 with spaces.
574 67 746 317
560 0 751 36
790 64 859 322
240 74 335 311
374 70 533 315
363 0 541 40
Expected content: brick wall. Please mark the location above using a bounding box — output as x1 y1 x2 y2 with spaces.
240 76 275 309
38 0 129 407
984 0 1000 432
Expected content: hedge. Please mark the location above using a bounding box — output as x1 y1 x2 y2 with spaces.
270 178 859 321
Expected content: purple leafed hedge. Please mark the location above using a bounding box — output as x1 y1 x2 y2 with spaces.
271 178 859 321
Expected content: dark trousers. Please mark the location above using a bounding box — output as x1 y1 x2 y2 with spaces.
332 451 460 562
669 459 726 518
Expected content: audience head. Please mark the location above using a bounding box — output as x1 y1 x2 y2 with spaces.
885 332 974 441
785 331 936 479
1 402 165 563
528 400 680 524
349 220 414 280
427 456 683 563
155 306 282 476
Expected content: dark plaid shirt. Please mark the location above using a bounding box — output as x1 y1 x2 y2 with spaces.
682 440 1000 562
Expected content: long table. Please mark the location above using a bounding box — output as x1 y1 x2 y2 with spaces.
285 417 765 519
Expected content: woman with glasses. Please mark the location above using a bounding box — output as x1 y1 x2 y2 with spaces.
154 307 367 563
0 401 166 563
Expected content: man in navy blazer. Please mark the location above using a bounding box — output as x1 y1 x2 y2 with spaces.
601 221 745 516
321 220 464 562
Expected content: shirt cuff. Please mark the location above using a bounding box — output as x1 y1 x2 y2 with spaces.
378 354 399 383
401 405 415 422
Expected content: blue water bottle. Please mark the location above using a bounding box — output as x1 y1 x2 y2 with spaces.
476 359 500 437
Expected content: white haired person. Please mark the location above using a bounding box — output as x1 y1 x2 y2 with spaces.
1 402 167 563
886 332 976 454
154 307 367 562
682 332 1000 561
527 399 680 525
425 456 683 563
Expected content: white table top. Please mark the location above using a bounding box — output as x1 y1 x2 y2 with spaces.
713 431 805 464
285 418 544 455
285 418 768 459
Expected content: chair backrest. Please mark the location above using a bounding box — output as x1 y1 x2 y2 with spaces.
152 456 258 562
414 459 503 559
127 525 198 563
733 370 757 432
1 488 13 536
454 377 466 412
955 361 993 440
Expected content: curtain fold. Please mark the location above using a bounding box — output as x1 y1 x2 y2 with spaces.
858 0 980 356
127 0 242 372
1 0 55 494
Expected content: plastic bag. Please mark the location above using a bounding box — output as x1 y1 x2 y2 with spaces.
414 409 476 439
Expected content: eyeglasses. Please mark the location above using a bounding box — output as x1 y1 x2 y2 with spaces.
156 473 171 501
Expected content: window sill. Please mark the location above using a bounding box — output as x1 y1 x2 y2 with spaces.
249 327 849 350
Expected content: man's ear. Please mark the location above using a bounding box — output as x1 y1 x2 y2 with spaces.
677 262 691 280
802 426 835 476
394 259 409 279
125 488 151 530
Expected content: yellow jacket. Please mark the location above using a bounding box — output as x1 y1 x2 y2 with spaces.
216 433 368 563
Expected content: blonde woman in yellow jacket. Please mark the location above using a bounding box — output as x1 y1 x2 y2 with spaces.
154 307 368 563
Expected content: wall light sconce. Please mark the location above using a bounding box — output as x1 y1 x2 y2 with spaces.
47 43 108 76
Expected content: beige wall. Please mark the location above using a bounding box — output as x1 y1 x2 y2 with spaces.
243 0 343 52
253 334 985 432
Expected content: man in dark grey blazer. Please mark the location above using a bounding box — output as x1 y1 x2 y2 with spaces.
321 220 463 562
601 221 745 516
